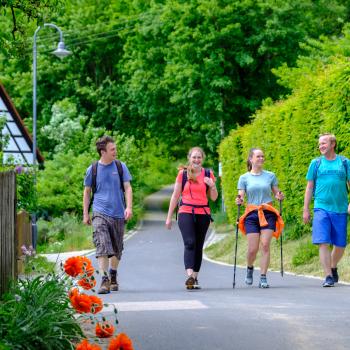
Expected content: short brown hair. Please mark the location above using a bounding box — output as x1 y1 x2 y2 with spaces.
319 133 337 149
96 136 115 156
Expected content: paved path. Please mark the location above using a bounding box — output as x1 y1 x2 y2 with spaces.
89 186 350 350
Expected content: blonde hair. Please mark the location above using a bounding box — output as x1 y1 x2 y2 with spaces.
319 133 337 148
179 147 206 182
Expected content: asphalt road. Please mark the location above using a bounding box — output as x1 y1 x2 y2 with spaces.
92 186 350 350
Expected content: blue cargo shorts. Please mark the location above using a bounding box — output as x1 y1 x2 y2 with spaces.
312 208 348 247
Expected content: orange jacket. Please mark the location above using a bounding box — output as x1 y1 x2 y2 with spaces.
238 203 284 239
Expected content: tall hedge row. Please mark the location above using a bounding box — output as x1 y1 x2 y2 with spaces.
219 56 350 236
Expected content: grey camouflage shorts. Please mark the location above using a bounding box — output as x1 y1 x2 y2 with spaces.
92 212 125 259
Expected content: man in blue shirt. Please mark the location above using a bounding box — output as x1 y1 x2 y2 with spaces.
303 133 350 287
83 136 133 294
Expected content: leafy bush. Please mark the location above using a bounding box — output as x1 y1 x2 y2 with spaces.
36 213 94 253
0 275 83 349
219 28 350 236
292 241 319 267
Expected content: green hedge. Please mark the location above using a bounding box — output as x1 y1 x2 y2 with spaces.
219 55 350 237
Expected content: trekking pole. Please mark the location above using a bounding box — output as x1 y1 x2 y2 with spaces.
278 192 284 277
233 195 241 289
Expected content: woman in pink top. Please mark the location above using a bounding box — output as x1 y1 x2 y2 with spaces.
166 147 218 289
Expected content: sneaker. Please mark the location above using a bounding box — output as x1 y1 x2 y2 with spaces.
185 276 195 290
331 268 339 283
193 278 201 289
259 275 269 288
109 269 119 292
97 276 110 294
245 266 254 285
322 275 335 287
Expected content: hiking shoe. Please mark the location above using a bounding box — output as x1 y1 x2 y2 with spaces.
185 276 195 290
259 275 269 289
109 269 119 291
322 275 335 287
245 266 254 285
97 276 110 294
193 278 201 290
331 268 339 283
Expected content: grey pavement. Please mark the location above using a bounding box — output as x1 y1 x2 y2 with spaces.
88 187 350 350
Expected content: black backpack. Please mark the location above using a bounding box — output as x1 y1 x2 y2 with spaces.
181 168 211 192
88 160 125 212
176 168 213 222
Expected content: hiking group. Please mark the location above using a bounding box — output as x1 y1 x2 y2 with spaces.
83 133 350 293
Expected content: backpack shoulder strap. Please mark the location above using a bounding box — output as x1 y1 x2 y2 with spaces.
115 159 125 193
339 155 348 177
91 161 98 194
313 157 322 181
181 169 187 192
204 168 211 191
312 157 321 196
89 161 98 212
339 155 349 193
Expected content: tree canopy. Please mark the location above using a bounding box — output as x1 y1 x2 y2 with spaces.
0 0 349 156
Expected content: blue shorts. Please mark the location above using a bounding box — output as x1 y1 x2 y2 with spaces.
244 210 276 234
312 208 348 247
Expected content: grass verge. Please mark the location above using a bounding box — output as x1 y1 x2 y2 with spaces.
205 214 350 282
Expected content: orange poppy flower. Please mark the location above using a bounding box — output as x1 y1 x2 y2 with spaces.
64 257 83 277
78 276 96 290
80 256 94 277
89 295 103 314
95 321 115 338
69 289 93 313
108 333 134 350
76 339 102 350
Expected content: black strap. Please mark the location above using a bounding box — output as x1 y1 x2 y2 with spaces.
176 168 213 222
88 159 125 212
181 168 210 192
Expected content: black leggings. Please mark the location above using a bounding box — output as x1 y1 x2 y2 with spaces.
178 213 211 272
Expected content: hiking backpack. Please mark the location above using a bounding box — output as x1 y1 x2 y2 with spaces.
176 168 213 221
312 155 349 196
88 160 125 212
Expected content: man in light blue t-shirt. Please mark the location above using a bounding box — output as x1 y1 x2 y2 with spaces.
303 133 350 287
83 136 133 294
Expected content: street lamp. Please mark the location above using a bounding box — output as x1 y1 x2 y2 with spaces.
32 23 71 247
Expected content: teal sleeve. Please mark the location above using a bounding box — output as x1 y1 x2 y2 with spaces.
306 160 316 181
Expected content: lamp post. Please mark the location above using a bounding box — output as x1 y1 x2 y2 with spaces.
32 23 71 247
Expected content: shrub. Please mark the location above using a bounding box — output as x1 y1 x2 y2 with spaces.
219 30 350 235
36 213 94 253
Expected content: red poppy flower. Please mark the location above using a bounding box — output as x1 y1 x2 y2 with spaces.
89 295 103 314
64 257 83 277
108 333 134 350
80 256 94 277
76 339 102 350
78 276 96 290
69 289 93 313
95 321 115 338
